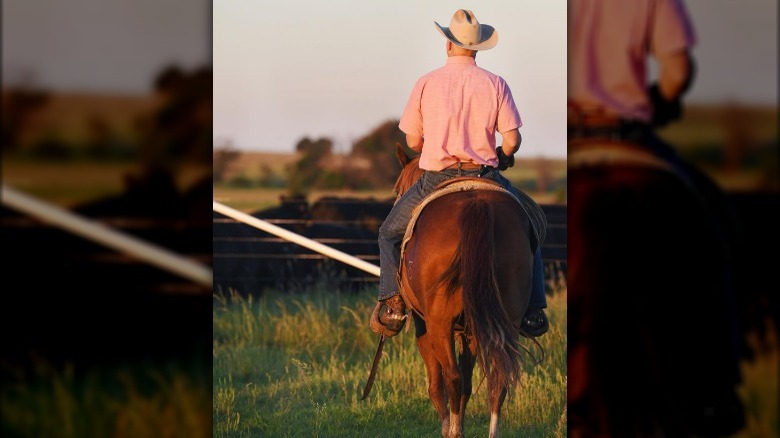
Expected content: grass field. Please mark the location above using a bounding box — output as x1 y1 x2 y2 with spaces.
0 359 211 438
214 151 568 212
1 159 211 208
213 285 568 437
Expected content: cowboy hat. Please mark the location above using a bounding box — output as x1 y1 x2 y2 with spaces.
435 9 497 51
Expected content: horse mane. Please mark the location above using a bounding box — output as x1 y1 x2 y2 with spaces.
393 155 423 197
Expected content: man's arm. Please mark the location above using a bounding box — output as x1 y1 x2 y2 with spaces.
649 49 695 126
658 50 695 101
500 128 521 156
406 133 423 153
496 128 521 170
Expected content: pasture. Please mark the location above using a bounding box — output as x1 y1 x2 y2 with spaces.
212 284 568 437
0 359 211 437
213 152 568 213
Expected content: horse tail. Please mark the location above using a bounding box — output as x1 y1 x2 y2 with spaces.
456 197 522 390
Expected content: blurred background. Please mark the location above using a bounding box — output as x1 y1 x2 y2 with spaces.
663 3 779 432
655 2 777 193
2 1 212 436
567 1 778 436
657 1 778 402
2 0 776 436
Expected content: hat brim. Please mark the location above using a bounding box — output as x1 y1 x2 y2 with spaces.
434 21 498 51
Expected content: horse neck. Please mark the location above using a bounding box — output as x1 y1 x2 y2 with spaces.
395 160 423 197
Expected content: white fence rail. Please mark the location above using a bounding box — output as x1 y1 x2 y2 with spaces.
1 184 213 287
212 201 381 277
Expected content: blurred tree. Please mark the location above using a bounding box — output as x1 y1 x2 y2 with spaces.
349 119 410 189
287 137 334 196
137 64 212 174
213 141 240 183
2 86 50 152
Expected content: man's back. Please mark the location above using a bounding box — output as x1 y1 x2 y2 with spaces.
400 56 521 171
568 0 696 122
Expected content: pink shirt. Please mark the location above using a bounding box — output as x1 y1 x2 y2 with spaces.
568 0 697 122
399 56 522 171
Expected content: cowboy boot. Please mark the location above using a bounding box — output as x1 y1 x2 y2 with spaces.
369 295 408 337
520 308 549 337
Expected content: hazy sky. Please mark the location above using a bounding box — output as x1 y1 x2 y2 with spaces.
213 1 568 156
213 0 777 157
2 0 210 93
3 1 777 157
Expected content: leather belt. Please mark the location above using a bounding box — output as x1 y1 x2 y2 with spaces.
568 120 650 143
444 162 495 177
445 162 485 170
567 104 651 143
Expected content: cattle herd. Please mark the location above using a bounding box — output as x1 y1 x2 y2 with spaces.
213 195 568 294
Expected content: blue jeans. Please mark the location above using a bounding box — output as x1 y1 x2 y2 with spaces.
378 168 547 310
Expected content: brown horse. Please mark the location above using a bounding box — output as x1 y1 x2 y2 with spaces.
567 137 745 436
392 145 536 438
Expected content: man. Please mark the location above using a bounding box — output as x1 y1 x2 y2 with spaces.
371 9 549 338
568 0 696 149
567 1 745 435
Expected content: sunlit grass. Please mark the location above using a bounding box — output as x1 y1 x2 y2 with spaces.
0 360 211 438
735 319 779 438
212 285 568 437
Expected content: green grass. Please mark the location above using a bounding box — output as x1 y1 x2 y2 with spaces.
212 286 568 437
735 320 779 438
0 359 211 438
1 159 211 208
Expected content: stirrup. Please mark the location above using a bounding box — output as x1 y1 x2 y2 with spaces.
520 308 549 338
369 298 407 337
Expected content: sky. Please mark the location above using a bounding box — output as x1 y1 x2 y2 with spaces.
212 0 778 157
213 1 568 156
2 1 777 158
2 0 210 93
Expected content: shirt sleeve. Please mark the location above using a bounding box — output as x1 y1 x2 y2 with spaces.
496 78 523 134
398 78 425 137
651 0 697 56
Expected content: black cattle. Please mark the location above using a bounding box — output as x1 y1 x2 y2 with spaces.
213 195 569 295
1 173 212 370
214 197 386 294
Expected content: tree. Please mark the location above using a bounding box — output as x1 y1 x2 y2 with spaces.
2 86 50 152
287 137 334 196
349 119 410 189
213 140 241 183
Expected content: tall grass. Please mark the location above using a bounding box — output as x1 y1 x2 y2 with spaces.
735 319 779 438
1 359 211 437
213 285 568 437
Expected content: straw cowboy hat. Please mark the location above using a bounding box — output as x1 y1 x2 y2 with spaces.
435 9 498 51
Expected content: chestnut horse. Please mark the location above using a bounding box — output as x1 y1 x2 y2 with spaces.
567 137 745 436
392 145 537 438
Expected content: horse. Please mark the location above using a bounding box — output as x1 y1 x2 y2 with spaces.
566 134 746 436
391 144 538 438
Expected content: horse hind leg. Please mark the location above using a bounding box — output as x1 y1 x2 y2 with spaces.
427 326 464 438
416 326 450 436
457 333 478 422
488 367 508 438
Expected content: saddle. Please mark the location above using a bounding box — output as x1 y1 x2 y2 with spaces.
568 139 675 172
399 177 547 276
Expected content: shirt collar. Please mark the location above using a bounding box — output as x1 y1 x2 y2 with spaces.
446 56 477 65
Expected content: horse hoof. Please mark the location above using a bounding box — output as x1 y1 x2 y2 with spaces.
441 418 450 438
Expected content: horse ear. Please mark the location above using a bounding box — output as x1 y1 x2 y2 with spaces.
396 142 410 167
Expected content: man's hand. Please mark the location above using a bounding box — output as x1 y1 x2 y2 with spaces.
496 146 515 171
648 82 682 127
